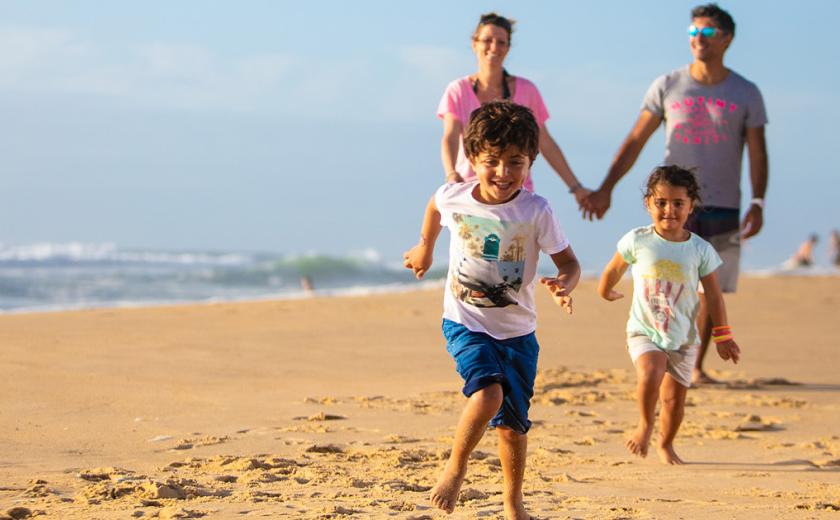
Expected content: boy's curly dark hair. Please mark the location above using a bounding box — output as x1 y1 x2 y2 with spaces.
644 165 702 203
463 101 540 163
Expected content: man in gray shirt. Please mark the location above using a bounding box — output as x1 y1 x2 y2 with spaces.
584 4 768 385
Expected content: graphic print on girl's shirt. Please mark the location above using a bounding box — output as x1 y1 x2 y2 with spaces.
641 259 688 334
450 212 531 308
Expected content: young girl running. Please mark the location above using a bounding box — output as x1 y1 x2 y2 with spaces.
598 165 741 464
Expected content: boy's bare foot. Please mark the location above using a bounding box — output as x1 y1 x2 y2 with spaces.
656 443 685 465
430 463 467 514
626 424 653 457
691 369 720 385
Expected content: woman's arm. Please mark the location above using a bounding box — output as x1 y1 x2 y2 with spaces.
538 127 590 205
441 114 464 183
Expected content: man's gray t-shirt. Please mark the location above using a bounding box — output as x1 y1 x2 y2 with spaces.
642 66 767 209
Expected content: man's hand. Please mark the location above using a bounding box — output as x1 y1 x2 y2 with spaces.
581 188 612 221
741 205 763 239
540 276 574 314
403 244 433 279
716 339 741 364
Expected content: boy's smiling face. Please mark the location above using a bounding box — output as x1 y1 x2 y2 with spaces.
470 146 530 204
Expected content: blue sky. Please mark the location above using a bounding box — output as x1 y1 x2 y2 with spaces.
1 1 838 269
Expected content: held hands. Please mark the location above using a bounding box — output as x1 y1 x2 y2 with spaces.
571 186 592 208
580 188 612 221
716 339 741 364
540 276 574 314
402 243 433 280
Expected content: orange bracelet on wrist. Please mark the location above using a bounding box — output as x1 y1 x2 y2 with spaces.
712 325 733 343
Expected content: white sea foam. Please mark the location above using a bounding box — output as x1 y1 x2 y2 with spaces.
0 242 249 265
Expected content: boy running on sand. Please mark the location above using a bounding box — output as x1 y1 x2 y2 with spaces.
403 100 580 518
598 165 741 464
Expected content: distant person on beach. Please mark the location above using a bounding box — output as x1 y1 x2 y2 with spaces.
300 275 314 293
830 230 840 267
786 234 818 268
582 4 767 385
598 166 741 464
403 101 580 518
437 12 590 202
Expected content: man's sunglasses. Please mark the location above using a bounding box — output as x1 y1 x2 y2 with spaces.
688 25 722 38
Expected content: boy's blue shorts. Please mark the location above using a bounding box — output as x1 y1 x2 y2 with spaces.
442 318 539 434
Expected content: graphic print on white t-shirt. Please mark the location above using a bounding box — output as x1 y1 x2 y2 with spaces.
450 212 530 308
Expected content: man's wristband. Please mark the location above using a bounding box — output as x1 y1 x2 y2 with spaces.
750 198 765 209
568 182 582 194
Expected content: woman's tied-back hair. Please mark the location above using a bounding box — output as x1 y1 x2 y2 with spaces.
474 12 516 41
691 3 736 37
463 101 540 163
644 165 702 203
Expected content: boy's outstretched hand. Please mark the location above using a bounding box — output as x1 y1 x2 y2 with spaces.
716 339 741 364
403 244 433 280
540 276 573 314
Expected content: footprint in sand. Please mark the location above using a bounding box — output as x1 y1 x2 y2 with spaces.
305 443 344 454
18 479 60 498
293 412 347 422
378 479 432 492
736 394 808 409
156 506 209 519
573 436 603 446
795 502 840 511
172 435 229 450
735 414 783 432
303 396 341 405
3 507 38 520
383 434 420 444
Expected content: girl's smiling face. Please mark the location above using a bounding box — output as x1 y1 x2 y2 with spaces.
645 182 695 241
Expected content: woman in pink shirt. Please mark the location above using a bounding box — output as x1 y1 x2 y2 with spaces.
438 12 589 200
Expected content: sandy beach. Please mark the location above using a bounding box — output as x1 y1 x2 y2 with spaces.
1 276 838 519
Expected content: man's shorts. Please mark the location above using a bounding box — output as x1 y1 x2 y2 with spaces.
685 206 741 293
442 319 538 434
627 336 698 388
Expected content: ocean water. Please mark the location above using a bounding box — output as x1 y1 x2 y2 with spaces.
0 242 443 313
1 242 837 314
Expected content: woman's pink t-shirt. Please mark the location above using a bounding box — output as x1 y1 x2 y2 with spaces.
436 76 549 192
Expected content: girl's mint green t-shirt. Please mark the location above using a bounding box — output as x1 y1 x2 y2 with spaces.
618 225 722 350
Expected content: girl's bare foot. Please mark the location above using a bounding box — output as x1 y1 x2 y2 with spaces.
504 499 533 520
691 369 720 385
626 423 653 457
656 443 685 465
430 462 466 514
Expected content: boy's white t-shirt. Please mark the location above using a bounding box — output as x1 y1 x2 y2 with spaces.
435 181 570 340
